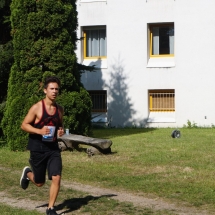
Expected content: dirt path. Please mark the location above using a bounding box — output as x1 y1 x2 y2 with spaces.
0 180 211 215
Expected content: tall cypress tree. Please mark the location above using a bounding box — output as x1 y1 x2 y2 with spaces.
0 0 13 138
2 0 92 150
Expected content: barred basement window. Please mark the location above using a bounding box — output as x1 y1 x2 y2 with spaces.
149 90 175 112
88 90 107 112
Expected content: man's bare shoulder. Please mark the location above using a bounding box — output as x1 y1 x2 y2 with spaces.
29 101 42 113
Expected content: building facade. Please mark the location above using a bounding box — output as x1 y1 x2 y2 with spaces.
76 0 215 128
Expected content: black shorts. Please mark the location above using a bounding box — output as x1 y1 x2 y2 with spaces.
29 150 62 183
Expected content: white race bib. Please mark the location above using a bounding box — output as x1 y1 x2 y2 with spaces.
42 126 56 142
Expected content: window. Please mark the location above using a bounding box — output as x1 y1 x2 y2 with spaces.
149 90 175 112
150 23 174 57
88 90 107 112
83 27 107 59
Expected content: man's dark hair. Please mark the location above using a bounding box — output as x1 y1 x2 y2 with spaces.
44 76 61 89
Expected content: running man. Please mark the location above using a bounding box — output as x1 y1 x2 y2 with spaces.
20 76 64 215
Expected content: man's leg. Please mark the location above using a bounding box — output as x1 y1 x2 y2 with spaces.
20 151 47 190
20 166 45 189
28 151 46 186
27 171 45 187
48 175 61 208
47 150 62 209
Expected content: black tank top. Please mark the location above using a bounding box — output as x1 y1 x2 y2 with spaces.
27 100 62 151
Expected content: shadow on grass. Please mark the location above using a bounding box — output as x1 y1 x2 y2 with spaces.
35 194 116 214
59 194 117 214
91 127 158 139
58 194 116 214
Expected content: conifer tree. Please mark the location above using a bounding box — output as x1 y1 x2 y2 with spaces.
2 0 92 150
0 0 13 138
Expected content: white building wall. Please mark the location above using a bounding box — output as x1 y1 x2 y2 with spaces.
76 0 215 128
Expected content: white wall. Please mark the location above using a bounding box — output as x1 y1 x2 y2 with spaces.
76 0 215 128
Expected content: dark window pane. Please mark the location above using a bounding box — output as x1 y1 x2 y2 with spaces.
159 27 170 54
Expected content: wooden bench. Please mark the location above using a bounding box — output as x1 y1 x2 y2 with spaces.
58 134 112 156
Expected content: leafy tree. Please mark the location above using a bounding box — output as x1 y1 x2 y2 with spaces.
0 0 13 138
2 0 92 150
0 0 12 101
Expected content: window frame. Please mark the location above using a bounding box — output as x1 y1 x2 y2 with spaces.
149 23 174 58
83 26 107 59
148 89 175 112
88 90 107 113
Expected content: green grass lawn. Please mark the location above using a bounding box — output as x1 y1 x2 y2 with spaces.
0 204 43 215
1 127 215 214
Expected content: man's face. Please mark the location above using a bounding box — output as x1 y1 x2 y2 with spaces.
44 82 59 100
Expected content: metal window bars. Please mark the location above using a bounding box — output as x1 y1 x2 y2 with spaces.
89 91 107 112
149 92 175 111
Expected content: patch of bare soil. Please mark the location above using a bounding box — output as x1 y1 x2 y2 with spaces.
62 181 210 215
0 180 211 215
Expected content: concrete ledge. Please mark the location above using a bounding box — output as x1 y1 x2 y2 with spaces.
147 112 176 123
82 59 107 69
147 57 175 68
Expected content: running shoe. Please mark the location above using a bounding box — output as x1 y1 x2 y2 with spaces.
46 207 59 215
20 166 31 190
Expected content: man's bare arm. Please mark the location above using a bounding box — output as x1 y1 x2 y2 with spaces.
21 104 48 135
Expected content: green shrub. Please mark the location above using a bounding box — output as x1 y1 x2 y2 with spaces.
57 88 92 135
183 120 198 128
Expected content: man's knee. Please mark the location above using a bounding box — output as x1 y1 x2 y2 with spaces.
52 175 61 184
32 174 45 187
35 182 45 187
